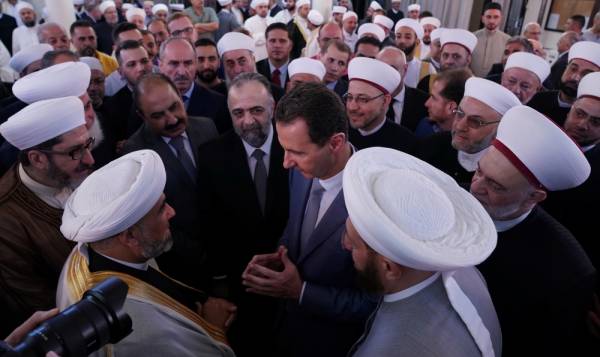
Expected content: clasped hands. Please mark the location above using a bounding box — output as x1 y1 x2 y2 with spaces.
242 245 303 300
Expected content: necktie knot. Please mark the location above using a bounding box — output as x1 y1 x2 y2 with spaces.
252 148 265 160
271 68 282 87
169 135 196 180
170 135 185 150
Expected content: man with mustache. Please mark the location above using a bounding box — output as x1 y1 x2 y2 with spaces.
123 73 218 290
196 72 289 355
527 41 600 126
69 20 118 76
0 96 94 336
159 37 231 134
195 38 227 95
394 18 436 88
11 2 39 54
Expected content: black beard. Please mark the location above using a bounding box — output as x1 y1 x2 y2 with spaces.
199 69 217 83
24 20 36 27
401 42 416 56
559 80 578 99
355 258 384 294
79 46 96 57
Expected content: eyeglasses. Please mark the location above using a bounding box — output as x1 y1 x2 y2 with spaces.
171 26 194 37
231 106 266 119
342 93 385 105
37 137 95 160
452 108 501 129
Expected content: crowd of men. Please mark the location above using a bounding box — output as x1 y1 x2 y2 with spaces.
0 0 599 356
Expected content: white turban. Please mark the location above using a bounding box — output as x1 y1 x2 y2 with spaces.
332 6 347 14
98 1 116 14
430 27 443 42
0 96 85 150
250 0 268 9
152 3 168 14
441 28 478 54
343 147 497 271
343 11 357 22
394 18 424 39
9 43 53 74
568 41 600 68
217 0 232 6
463 77 520 115
126 7 146 22
493 106 590 191
407 4 420 12
217 32 255 56
16 2 34 13
122 3 134 11
307 9 323 26
296 0 310 9
504 52 551 83
348 57 401 95
420 16 441 28
61 150 167 243
13 62 91 104
288 58 326 81
80 56 104 72
577 71 600 100
369 1 383 11
373 15 394 31
357 23 385 42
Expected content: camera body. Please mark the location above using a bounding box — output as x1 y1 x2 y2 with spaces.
3 277 132 357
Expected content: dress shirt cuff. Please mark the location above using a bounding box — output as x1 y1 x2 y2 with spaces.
298 281 307 304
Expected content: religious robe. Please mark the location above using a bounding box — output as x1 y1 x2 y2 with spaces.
244 15 269 62
349 119 417 154
526 90 571 127
11 25 39 54
415 131 474 184
470 29 510 77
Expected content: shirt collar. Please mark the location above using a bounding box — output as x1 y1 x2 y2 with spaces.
557 92 573 108
241 123 274 158
183 81 195 100
268 59 289 73
493 209 532 232
384 272 441 302
394 85 406 103
457 147 489 172
582 144 596 152
358 117 387 136
162 131 190 144
318 162 344 192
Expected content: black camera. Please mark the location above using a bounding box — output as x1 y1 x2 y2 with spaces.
4 277 132 357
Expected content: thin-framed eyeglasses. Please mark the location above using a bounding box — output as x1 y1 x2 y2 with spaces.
231 106 267 119
37 137 95 160
342 92 385 105
452 108 501 129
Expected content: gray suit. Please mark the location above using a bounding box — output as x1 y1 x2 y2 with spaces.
215 10 240 42
350 267 502 357
122 117 218 289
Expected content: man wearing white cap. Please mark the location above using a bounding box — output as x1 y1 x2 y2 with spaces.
195 72 290 355
286 56 325 92
79 0 102 24
330 5 345 26
485 36 534 82
243 82 376 357
342 10 358 51
215 0 241 42
56 150 236 357
472 105 595 356
421 27 442 74
407 3 420 19
36 22 69 51
471 2 511 77
272 0 296 24
418 77 520 183
126 7 146 29
184 0 219 41
342 147 501 357
360 1 384 28
346 57 417 152
11 2 39 54
373 14 394 47
287 0 310 59
93 2 119 55
0 96 94 334
152 3 168 22
418 28 477 94
419 16 440 60
394 18 436 88
301 9 326 58
528 41 600 126
386 0 403 24
8 42 51 77
500 52 549 104
245 0 271 61
542 72 600 278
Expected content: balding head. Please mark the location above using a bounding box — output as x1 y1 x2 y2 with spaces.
159 37 197 93
523 22 541 41
376 46 407 92
557 31 579 54
37 23 70 51
318 22 343 49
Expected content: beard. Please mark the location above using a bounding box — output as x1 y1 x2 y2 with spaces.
138 232 173 259
79 46 96 57
356 257 384 294
198 68 217 84
164 117 185 133
24 19 36 27
559 80 578 99
401 42 416 56
235 119 271 147
47 157 93 189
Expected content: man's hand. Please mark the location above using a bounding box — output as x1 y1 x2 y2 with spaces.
5 308 59 347
197 297 237 331
242 246 303 300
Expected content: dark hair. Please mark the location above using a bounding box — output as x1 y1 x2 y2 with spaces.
434 68 472 104
147 18 168 29
133 73 180 112
569 15 586 29
354 35 382 53
483 2 502 13
19 136 63 166
167 12 192 26
265 22 291 40
40 50 79 68
275 82 348 146
115 40 145 64
112 22 140 43
320 39 352 57
194 38 217 49
69 20 93 35
419 11 433 18
229 72 272 95
506 35 534 53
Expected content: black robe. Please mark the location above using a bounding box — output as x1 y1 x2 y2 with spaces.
477 207 596 357
349 119 416 154
287 20 307 60
415 131 473 184
527 90 571 126
385 86 429 133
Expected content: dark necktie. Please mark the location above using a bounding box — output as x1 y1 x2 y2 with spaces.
272 68 281 88
182 95 190 109
169 135 196 180
300 180 325 253
252 149 267 214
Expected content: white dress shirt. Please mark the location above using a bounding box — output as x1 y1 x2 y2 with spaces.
392 86 406 125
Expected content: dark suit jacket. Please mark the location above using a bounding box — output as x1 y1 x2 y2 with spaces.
288 20 307 60
544 51 568 91
256 58 290 88
330 79 348 100
122 117 218 288
349 119 417 154
0 14 17 55
105 86 135 140
386 86 429 132
276 169 377 357
416 131 474 184
269 4 283 17
187 83 232 134
526 90 570 126
487 62 504 77
93 20 115 55
386 9 404 24
196 128 289 355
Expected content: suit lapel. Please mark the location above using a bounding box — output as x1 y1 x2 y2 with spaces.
287 171 312 262
143 125 195 187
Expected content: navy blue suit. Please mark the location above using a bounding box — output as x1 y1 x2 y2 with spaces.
276 168 377 357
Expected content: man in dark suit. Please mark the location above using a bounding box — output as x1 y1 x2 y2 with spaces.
378 47 428 133
320 40 351 100
0 12 17 55
256 22 292 89
159 36 232 134
123 73 218 289
197 72 289 356
243 83 377 357
386 0 404 24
